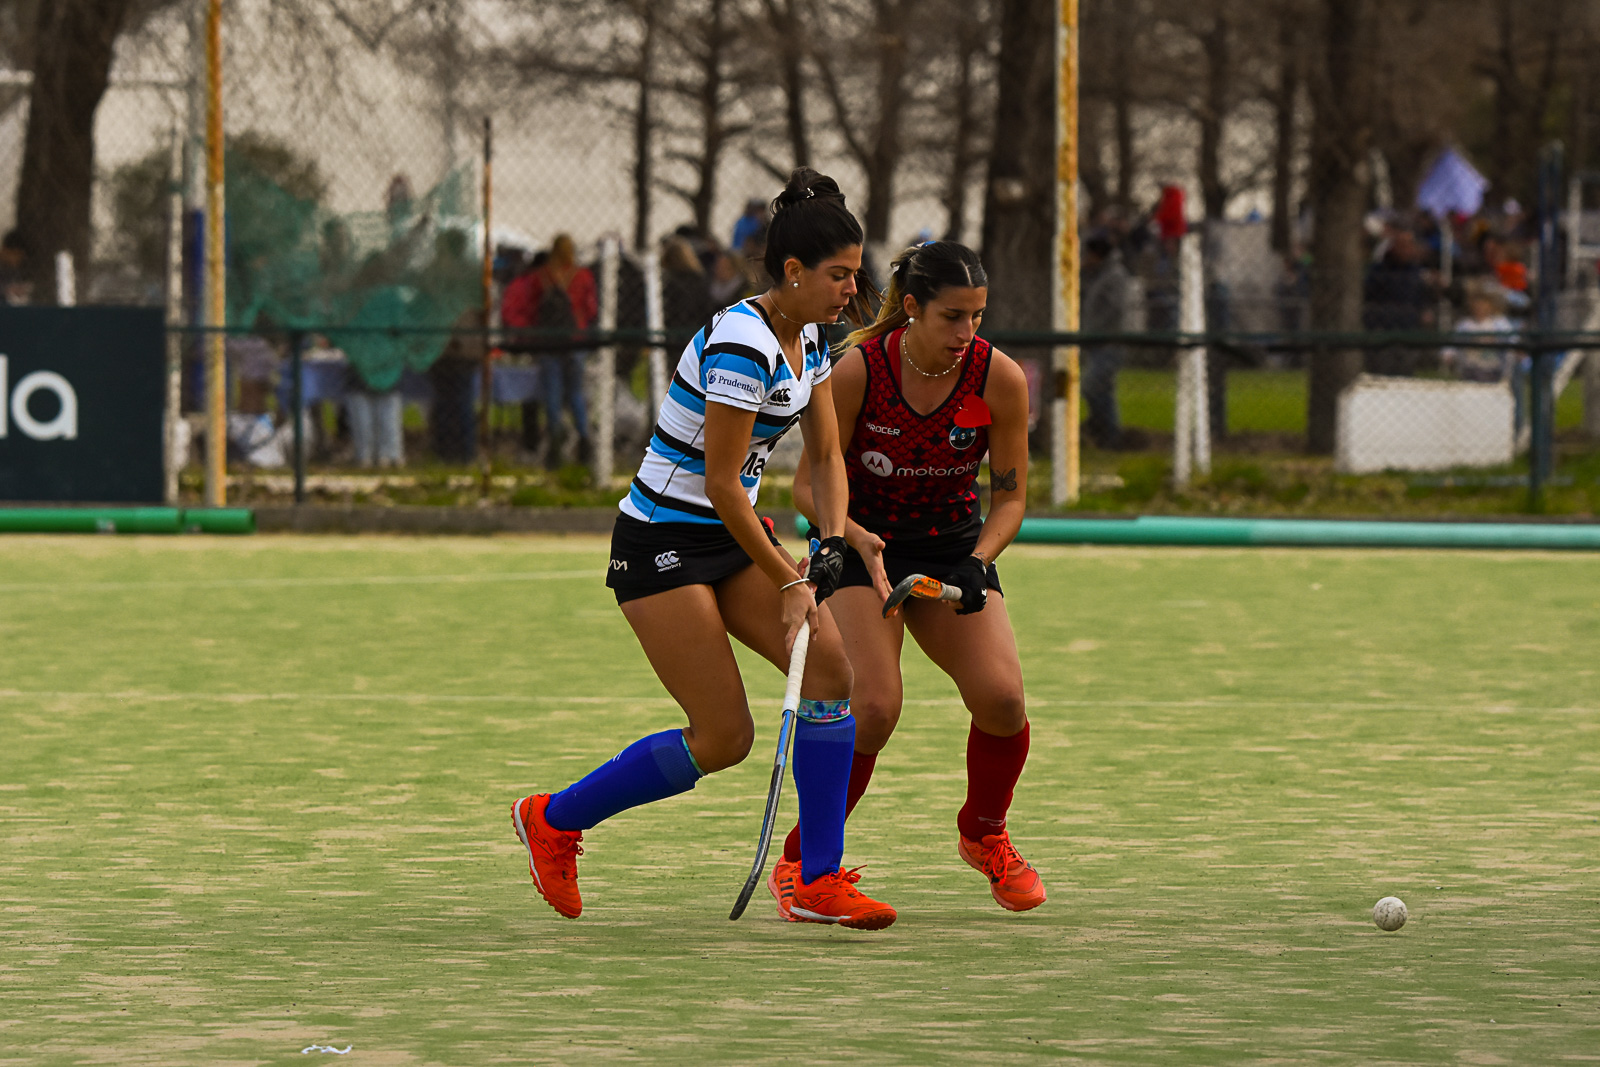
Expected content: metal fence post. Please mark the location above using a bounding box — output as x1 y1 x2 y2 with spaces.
594 237 620 487
1174 233 1208 486
290 330 305 504
643 248 667 416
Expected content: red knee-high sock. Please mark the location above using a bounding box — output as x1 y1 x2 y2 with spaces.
957 721 1030 842
782 751 876 863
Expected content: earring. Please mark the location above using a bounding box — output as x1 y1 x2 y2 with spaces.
791 281 799 288
908 316 915 323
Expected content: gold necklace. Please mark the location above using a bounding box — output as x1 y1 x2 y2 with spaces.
901 327 962 378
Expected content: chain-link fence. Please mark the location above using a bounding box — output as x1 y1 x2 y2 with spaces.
4 0 1600 514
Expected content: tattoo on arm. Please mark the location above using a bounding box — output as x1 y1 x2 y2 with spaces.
990 467 1018 493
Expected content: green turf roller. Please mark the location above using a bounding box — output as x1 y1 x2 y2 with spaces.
0 507 256 534
0 507 183 533
180 508 256 534
1014 515 1600 550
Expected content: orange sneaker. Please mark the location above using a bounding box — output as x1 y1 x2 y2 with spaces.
790 867 897 930
959 830 1046 912
511 794 584 919
767 856 801 922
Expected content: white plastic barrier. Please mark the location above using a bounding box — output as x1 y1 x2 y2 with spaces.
1335 375 1514 473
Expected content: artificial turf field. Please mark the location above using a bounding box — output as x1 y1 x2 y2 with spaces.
2 534 1598 1065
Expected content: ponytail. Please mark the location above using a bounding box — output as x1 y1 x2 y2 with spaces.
844 241 988 351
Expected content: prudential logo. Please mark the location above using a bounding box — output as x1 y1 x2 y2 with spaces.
0 356 79 441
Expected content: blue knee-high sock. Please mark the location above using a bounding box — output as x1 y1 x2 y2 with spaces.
791 702 855 885
544 729 703 832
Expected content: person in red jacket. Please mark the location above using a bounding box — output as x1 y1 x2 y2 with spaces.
502 234 599 466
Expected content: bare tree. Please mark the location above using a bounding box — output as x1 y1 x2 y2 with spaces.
980 0 1054 443
936 0 996 241
810 0 919 251
655 0 752 236
1305 0 1379 453
14 0 143 303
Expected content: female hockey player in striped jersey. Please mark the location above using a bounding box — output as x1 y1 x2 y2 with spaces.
776 240 1045 917
511 169 897 929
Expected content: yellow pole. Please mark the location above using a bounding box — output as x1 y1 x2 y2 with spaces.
1053 0 1081 505
203 0 226 507
478 116 494 494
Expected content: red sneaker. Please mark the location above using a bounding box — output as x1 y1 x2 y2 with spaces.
767 856 801 922
511 794 584 919
959 830 1046 912
790 867 897 930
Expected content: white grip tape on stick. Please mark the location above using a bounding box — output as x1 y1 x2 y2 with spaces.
783 625 810 718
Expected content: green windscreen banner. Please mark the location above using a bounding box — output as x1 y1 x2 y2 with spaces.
0 307 165 503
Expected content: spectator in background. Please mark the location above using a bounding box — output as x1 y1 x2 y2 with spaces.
501 234 597 468
730 197 768 257
661 236 712 332
1081 233 1131 450
502 249 549 453
1 229 32 305
1442 280 1515 383
1362 227 1435 375
708 248 755 310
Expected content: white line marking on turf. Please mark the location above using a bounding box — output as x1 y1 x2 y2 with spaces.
0 690 1592 715
0 569 600 592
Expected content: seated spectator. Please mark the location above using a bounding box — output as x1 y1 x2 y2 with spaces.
708 248 754 311
1443 281 1516 382
661 236 712 332
1 229 31 305
731 197 768 256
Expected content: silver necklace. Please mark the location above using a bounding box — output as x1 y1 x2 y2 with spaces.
765 294 808 328
901 327 962 378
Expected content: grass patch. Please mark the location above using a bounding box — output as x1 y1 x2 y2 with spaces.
2 536 1598 1062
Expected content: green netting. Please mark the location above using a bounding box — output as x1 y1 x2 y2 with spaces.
225 156 479 392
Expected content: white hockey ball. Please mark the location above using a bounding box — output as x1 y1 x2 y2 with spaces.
1373 896 1407 931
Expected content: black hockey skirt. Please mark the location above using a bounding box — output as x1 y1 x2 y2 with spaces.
606 513 785 605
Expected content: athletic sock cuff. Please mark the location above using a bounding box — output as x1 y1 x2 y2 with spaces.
651 729 703 790
797 697 850 723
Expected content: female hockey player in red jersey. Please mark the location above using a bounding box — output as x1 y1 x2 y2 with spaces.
776 239 1044 916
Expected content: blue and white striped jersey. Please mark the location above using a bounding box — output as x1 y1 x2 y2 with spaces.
622 299 831 525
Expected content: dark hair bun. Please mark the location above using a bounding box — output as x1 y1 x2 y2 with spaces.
772 167 846 213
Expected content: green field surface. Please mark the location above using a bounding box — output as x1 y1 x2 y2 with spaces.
3 535 1598 1065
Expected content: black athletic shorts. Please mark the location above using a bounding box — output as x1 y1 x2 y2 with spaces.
806 525 1002 598
607 513 784 605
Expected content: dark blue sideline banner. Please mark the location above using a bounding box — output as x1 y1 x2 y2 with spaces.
0 307 165 503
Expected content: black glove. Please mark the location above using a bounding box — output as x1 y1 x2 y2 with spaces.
806 536 849 603
948 555 989 615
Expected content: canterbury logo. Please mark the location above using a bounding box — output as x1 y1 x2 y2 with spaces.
768 388 792 405
655 551 681 571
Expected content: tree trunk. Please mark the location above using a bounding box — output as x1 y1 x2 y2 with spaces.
1112 0 1136 213
942 24 980 241
691 0 728 235
1305 0 1376 455
861 1 907 247
1197 15 1230 220
981 0 1055 439
774 0 809 168
1271 9 1300 253
15 0 135 304
632 2 656 253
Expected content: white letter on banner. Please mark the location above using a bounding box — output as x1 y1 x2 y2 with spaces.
0 355 7 438
11 371 78 441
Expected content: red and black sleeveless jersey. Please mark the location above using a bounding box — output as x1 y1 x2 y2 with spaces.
842 328 994 547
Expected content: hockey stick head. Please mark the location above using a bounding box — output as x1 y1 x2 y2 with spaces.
882 573 958 617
